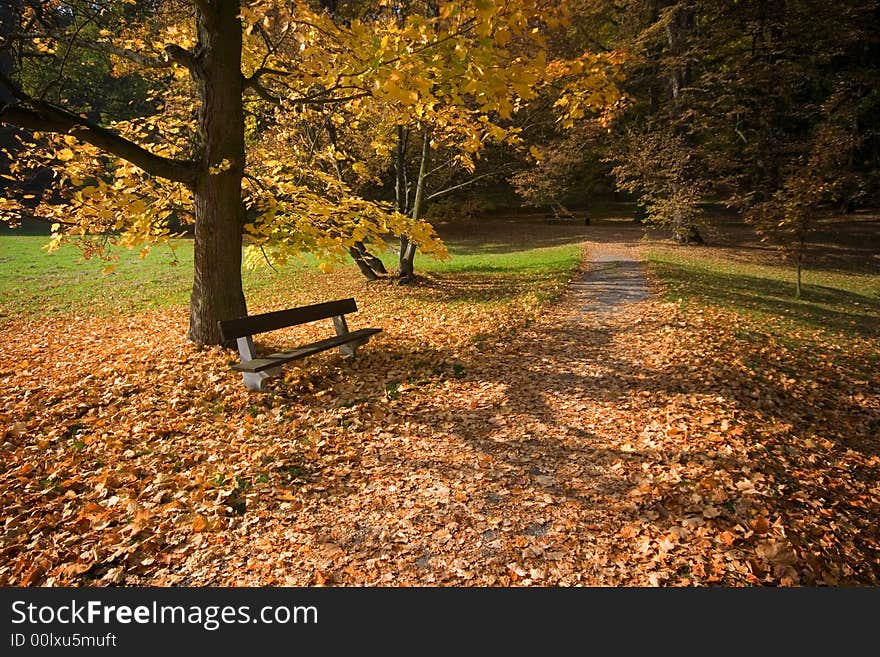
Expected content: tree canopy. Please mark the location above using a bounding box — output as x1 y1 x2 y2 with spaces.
0 0 623 343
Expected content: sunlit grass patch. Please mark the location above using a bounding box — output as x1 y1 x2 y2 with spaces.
0 234 584 318
647 248 880 339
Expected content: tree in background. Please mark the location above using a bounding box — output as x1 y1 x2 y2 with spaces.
513 0 880 250
749 91 865 297
243 0 622 284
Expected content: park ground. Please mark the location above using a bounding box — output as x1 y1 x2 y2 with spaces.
1 208 878 586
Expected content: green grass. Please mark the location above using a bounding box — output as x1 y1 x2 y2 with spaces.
0 234 584 318
0 236 193 316
418 241 582 275
0 235 319 317
647 248 880 338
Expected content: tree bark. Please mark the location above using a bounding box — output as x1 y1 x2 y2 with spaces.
398 128 430 284
394 125 409 214
187 0 247 346
356 241 387 274
348 245 379 280
398 236 417 283
665 2 704 246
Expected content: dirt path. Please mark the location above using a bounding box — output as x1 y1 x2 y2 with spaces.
200 243 684 586
570 250 650 316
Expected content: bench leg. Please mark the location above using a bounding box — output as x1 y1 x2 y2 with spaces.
332 315 356 357
242 372 270 392
236 337 284 391
241 366 283 392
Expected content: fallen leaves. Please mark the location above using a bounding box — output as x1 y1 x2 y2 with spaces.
1 249 878 587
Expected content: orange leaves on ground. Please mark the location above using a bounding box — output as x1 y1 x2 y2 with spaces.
1 245 878 586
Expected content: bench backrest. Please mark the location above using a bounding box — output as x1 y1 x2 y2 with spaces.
218 298 358 341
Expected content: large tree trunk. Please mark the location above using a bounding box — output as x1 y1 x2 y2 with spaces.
188 0 247 346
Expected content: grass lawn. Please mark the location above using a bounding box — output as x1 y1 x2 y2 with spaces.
646 244 880 396
0 232 584 318
647 247 880 337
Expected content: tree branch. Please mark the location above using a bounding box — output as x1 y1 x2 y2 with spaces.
243 74 369 107
2 31 173 69
424 168 509 203
0 76 197 186
162 44 199 77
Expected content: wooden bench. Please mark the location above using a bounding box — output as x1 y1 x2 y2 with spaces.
218 298 381 391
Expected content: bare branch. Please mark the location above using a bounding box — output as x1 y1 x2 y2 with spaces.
244 76 283 105
424 168 510 204
243 74 369 107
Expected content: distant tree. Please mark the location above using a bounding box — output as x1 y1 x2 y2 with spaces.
749 97 863 297
515 0 880 246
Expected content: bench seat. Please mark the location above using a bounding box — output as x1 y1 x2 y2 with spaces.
231 328 382 373
219 297 381 391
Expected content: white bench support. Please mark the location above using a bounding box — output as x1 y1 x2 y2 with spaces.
236 336 281 392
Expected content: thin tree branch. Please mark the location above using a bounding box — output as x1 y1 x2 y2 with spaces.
2 31 174 68
424 168 510 203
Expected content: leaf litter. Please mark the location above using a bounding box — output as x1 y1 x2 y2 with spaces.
0 254 878 587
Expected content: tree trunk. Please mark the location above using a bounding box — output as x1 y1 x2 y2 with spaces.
394 125 409 214
349 245 379 280
671 221 704 245
356 242 387 274
795 233 804 298
190 176 247 346
188 0 247 346
398 128 430 285
665 4 704 246
398 236 417 283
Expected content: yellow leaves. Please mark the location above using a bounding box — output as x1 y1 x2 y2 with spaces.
208 159 233 175
439 2 457 20
101 264 117 275
370 139 394 158
474 0 498 35
44 233 65 254
493 27 511 47
351 162 371 179
381 77 419 106
56 148 75 162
